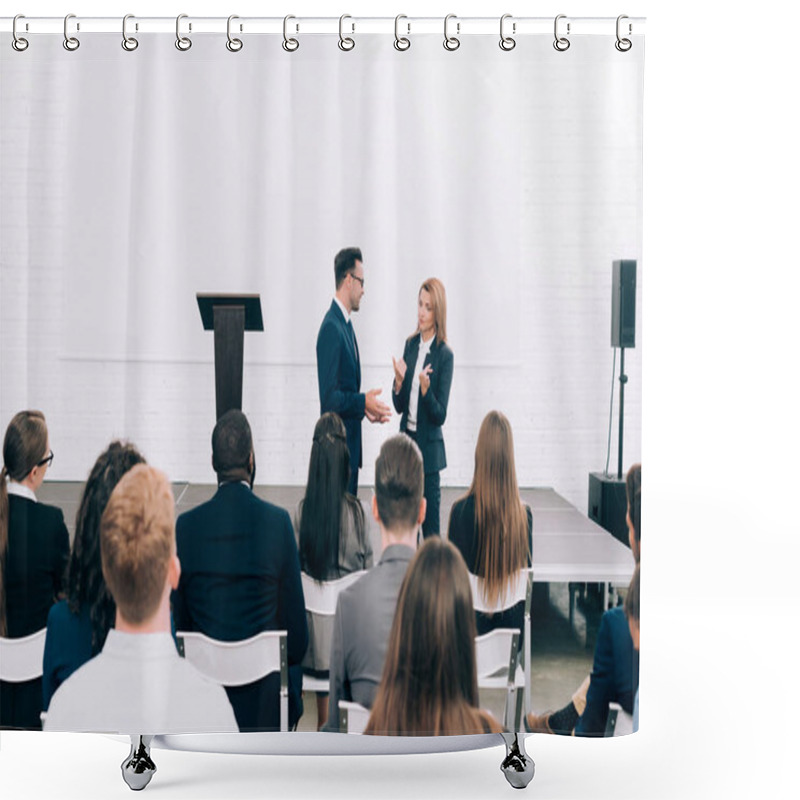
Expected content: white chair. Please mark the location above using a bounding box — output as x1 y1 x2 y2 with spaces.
605 701 634 737
338 699 370 734
474 628 525 731
300 570 367 693
0 627 47 683
469 568 534 715
175 629 289 731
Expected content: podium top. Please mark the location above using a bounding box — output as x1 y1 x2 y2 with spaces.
196 294 264 331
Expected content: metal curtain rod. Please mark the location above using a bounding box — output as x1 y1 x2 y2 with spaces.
1 15 646 36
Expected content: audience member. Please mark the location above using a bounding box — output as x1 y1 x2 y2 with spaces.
42 441 145 711
526 462 641 736
171 409 308 731
296 412 373 729
325 433 424 732
625 563 640 731
448 410 531 638
0 410 69 730
365 537 504 736
45 464 237 733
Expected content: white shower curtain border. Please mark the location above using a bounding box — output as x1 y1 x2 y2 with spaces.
1 15 645 38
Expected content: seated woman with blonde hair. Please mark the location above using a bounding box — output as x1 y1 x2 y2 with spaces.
364 537 503 736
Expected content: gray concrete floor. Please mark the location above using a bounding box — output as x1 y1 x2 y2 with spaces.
38 480 604 730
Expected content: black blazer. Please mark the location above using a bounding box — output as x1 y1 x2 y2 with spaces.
316 300 365 473
0 495 69 730
172 482 309 731
392 335 454 473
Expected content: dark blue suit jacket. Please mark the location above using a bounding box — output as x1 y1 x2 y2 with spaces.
575 606 639 736
171 482 308 731
316 300 365 475
392 335 454 473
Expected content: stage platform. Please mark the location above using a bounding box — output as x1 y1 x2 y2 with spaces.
38 482 633 589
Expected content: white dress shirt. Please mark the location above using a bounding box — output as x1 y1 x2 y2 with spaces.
407 334 434 432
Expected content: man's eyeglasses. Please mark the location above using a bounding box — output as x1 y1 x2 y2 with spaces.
350 273 364 288
37 450 54 468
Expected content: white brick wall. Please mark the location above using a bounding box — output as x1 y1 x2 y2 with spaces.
1 34 642 514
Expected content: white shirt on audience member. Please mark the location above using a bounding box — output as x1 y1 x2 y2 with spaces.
44 629 237 734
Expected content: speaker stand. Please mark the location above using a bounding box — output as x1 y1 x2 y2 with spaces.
617 346 627 480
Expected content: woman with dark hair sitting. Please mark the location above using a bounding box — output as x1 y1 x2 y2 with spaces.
364 537 503 736
447 410 531 638
1 410 69 729
296 412 373 728
42 440 145 712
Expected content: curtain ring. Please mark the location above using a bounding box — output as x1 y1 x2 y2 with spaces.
443 14 460 51
63 13 80 51
338 14 355 51
499 14 516 51
121 14 138 51
615 15 632 52
282 15 299 52
176 14 192 51
12 14 29 52
394 14 410 51
226 15 243 52
553 14 570 51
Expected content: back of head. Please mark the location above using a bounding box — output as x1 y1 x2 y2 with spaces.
624 562 640 629
374 434 424 536
334 247 363 288
469 410 530 606
100 464 174 626
211 409 253 483
1 410 49 636
626 463 641 554
365 538 482 735
300 412 361 580
68 440 146 650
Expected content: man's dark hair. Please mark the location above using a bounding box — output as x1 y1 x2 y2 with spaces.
334 247 363 289
211 409 253 481
375 434 424 532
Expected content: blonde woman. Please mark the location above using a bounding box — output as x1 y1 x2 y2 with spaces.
392 278 454 537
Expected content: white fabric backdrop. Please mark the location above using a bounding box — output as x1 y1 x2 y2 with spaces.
0 30 642 510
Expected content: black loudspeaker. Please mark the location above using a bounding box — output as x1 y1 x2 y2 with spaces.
611 259 636 348
588 472 630 547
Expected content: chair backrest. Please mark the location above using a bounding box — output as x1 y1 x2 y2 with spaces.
176 629 290 731
475 628 521 686
605 701 634 736
175 629 287 687
469 568 534 715
301 570 367 615
338 700 370 734
0 628 47 683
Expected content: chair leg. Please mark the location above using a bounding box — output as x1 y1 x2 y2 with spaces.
500 733 535 789
121 735 156 791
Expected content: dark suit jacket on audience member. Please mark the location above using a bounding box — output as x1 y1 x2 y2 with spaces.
0 495 69 730
574 606 639 736
316 300 365 484
171 482 309 731
391 335 454 473
447 495 532 639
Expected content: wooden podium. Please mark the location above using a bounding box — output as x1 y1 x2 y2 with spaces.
196 294 264 420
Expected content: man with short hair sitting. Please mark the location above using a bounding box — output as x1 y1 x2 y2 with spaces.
325 433 425 731
45 464 237 733
171 409 308 731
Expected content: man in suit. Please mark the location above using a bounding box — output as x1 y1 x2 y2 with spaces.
171 410 308 731
325 434 425 731
316 247 391 495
